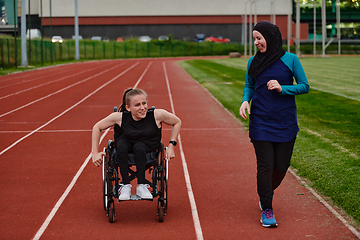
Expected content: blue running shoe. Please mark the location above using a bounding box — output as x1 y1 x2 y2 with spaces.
260 209 278 228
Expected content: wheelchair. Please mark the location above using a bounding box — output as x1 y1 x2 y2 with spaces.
101 108 168 223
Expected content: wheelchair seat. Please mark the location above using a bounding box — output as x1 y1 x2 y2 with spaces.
107 139 160 166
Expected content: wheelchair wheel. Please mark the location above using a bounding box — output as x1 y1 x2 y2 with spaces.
102 148 108 211
108 201 115 223
157 201 165 222
164 159 168 211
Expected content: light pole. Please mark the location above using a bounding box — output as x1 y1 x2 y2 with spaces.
313 0 316 57
296 0 300 57
287 0 292 53
75 0 80 60
252 0 259 55
336 0 340 56
21 0 27 66
321 0 326 57
244 0 252 58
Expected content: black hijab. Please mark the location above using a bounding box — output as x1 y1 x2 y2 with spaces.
248 21 285 78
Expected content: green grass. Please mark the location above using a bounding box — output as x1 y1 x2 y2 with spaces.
178 56 360 226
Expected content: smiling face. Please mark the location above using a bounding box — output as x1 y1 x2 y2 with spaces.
125 94 148 121
253 30 267 53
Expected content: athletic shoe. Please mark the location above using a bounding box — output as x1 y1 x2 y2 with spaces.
136 184 153 199
118 184 132 201
260 209 278 228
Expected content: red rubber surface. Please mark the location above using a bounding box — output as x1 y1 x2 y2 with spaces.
0 58 358 239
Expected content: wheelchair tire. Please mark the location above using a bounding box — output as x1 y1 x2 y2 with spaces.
108 201 115 223
102 148 108 211
157 202 165 222
164 159 168 211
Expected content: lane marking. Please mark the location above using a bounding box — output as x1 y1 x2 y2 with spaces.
32 129 110 240
0 127 241 134
288 168 360 239
32 61 152 240
163 62 204 240
0 63 107 100
0 62 139 157
0 63 82 89
0 63 125 119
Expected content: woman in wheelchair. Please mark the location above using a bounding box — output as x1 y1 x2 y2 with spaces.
91 88 181 201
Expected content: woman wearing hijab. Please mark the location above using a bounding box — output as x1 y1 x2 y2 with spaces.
239 21 309 228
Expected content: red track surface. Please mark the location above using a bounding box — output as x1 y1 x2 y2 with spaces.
0 58 359 240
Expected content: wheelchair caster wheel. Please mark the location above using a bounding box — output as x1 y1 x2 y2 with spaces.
108 202 115 223
158 206 165 222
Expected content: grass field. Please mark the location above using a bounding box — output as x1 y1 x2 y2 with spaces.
178 56 360 227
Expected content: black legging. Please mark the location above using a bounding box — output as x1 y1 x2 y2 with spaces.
251 137 296 211
115 136 150 185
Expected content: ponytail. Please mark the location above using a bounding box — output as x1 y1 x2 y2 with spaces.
118 88 147 112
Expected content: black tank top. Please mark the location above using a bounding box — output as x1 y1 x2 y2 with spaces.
114 109 161 151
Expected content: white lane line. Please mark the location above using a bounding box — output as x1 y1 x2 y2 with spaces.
0 63 82 89
288 168 360 239
32 61 152 240
0 127 241 134
163 62 204 240
0 63 125 119
0 62 139 157
32 129 110 240
0 63 107 100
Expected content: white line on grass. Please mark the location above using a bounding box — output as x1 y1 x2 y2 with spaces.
310 86 360 102
0 62 138 156
163 62 204 240
0 63 125 119
32 61 152 240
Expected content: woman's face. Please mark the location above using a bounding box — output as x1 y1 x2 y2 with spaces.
126 94 148 121
253 30 267 53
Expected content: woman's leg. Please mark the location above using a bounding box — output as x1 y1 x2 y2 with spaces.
272 137 296 190
252 140 274 210
132 142 150 184
115 136 132 184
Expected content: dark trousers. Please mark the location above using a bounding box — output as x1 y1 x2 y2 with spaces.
115 136 150 185
251 137 296 211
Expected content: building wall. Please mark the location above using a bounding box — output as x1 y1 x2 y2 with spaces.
36 0 292 17
29 0 307 42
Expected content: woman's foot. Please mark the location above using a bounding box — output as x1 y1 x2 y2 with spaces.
136 184 152 199
260 209 278 228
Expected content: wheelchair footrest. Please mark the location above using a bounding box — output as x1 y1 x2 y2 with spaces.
118 195 154 201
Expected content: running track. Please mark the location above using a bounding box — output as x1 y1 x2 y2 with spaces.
0 58 359 240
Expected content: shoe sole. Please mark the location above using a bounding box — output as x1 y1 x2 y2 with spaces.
118 196 131 201
260 219 278 228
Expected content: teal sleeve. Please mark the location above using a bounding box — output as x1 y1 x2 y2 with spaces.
242 57 256 102
280 52 310 95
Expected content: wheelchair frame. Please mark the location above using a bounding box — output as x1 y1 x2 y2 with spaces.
102 139 168 223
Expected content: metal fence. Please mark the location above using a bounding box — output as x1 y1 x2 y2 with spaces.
0 38 244 68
